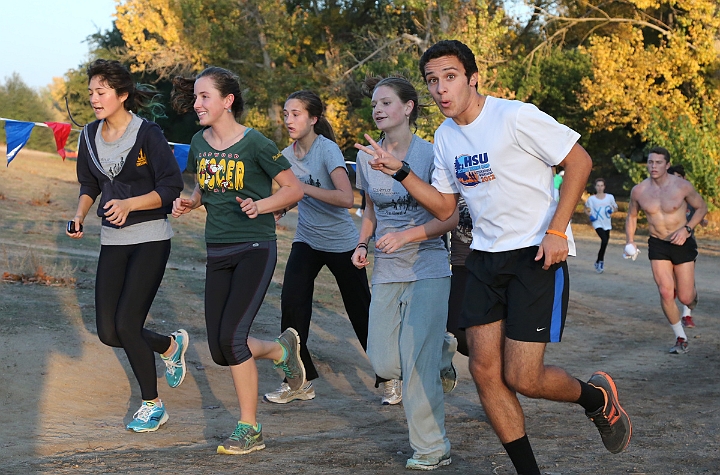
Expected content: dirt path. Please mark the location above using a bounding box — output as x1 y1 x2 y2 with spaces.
1 150 719 474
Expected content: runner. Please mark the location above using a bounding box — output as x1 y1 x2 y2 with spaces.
353 76 458 470
667 164 707 329
626 148 706 353
584 178 618 273
263 90 371 404
357 40 631 474
170 67 306 454
446 197 472 358
66 58 188 433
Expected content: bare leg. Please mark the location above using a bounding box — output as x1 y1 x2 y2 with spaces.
673 261 697 306
229 338 285 426
650 260 681 325
230 359 259 426
467 322 526 443
503 339 581 403
248 336 284 361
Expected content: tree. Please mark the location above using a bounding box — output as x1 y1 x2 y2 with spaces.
0 74 56 153
578 1 720 136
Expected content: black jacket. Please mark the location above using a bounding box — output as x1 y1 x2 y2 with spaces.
77 118 184 228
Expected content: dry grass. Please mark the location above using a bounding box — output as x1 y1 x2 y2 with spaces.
29 191 52 206
0 247 76 287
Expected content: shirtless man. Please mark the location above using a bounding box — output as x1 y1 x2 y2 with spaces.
625 146 707 354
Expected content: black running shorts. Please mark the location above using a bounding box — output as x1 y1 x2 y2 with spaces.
647 236 697 265
459 246 569 343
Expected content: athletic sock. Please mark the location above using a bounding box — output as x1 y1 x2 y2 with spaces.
576 379 605 413
671 322 687 340
273 346 289 365
502 434 540 475
682 306 692 317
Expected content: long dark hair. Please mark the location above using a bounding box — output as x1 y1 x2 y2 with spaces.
171 67 245 119
286 90 336 143
86 59 165 119
362 76 419 127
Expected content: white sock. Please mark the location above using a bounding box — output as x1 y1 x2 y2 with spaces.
682 306 691 317
671 322 687 340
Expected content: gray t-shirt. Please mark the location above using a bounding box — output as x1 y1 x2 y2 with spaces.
282 135 358 253
96 113 173 245
356 135 450 284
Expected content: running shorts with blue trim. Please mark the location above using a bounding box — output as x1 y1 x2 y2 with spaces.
459 246 569 343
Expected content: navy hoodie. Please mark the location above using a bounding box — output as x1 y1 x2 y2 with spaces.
76 118 184 228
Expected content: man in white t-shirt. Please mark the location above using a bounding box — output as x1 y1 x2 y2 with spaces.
585 178 618 273
356 40 631 474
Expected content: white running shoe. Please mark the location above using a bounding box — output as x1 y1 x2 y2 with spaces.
264 381 315 404
381 379 402 405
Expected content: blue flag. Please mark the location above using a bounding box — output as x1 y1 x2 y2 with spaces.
172 143 190 172
5 120 35 165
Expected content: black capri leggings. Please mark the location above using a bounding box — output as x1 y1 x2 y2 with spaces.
281 241 371 381
205 241 277 366
594 228 610 263
95 240 172 401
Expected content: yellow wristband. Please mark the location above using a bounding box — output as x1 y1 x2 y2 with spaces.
545 229 568 240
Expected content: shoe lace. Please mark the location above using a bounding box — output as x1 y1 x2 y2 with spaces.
163 357 181 374
589 411 612 437
230 423 252 441
132 404 155 423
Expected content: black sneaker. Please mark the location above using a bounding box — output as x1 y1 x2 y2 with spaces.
585 371 632 454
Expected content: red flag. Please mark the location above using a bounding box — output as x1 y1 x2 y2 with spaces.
44 122 72 159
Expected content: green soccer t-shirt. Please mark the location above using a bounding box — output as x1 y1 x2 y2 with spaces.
187 128 291 243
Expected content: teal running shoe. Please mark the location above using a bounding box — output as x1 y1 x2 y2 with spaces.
161 329 189 388
273 328 306 391
126 401 168 432
217 422 265 455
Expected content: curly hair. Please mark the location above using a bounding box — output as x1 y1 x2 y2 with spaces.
419 40 479 88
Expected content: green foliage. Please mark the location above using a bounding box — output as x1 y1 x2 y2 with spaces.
0 74 57 153
644 107 720 209
611 154 647 190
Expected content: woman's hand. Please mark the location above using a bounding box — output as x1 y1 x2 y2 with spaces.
103 199 133 226
352 245 370 269
354 134 403 176
172 197 195 217
273 208 287 223
237 197 259 219
66 216 84 239
375 231 408 254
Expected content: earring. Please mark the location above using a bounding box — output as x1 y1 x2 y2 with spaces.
226 108 232 113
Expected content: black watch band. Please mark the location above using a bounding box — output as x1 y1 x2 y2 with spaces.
684 225 693 234
392 161 411 182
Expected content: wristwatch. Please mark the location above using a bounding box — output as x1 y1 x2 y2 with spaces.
392 161 411 182
684 225 693 234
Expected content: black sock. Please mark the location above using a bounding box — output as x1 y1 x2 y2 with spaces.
576 379 605 413
502 434 540 475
